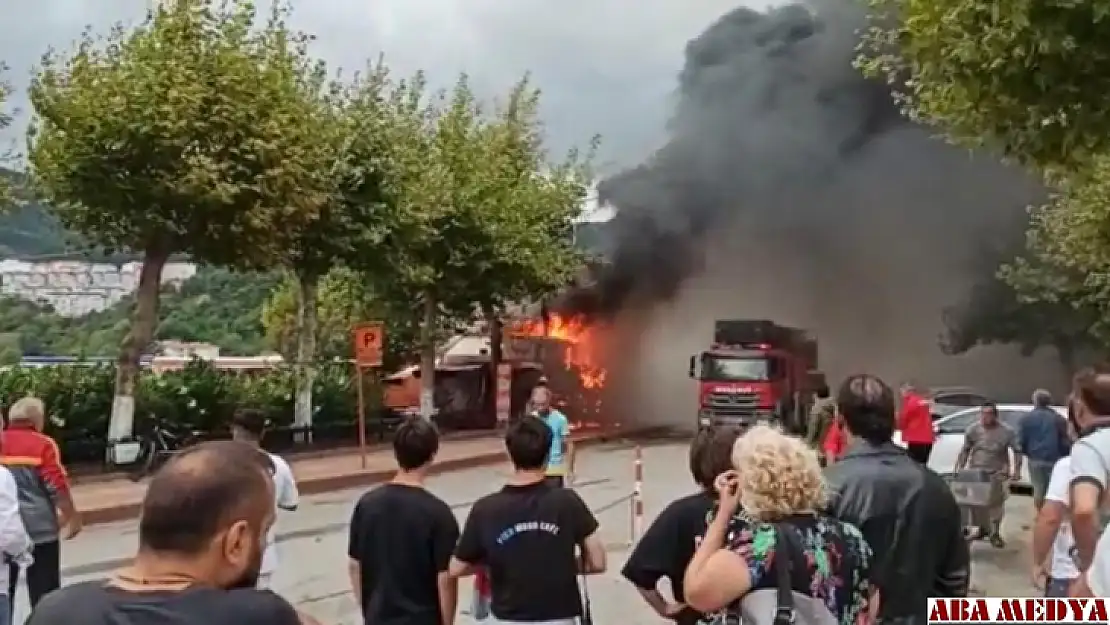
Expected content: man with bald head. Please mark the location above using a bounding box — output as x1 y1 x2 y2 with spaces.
1067 367 1110 576
26 440 320 625
825 374 968 624
530 386 575 487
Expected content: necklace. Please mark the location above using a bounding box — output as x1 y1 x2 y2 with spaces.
112 569 198 591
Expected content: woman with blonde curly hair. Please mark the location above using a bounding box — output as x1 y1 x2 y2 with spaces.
684 425 879 625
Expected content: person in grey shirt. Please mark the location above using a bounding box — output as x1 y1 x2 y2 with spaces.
956 402 1022 548
1067 368 1110 572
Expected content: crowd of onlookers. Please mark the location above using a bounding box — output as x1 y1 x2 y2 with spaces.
5 367 1110 625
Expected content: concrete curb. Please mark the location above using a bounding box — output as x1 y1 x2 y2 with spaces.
80 431 623 527
70 430 498 486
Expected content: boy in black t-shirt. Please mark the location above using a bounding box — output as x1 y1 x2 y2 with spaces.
348 418 460 625
449 416 605 624
621 426 741 625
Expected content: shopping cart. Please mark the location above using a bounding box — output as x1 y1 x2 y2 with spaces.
942 469 1005 541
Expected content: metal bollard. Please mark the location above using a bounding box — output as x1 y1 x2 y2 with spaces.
630 445 644 543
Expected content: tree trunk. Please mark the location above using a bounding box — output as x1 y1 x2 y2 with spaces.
294 271 319 443
419 293 437 420
488 306 503 366
484 303 503 426
109 250 168 444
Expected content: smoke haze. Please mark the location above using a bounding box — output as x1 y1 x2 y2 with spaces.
571 0 1060 427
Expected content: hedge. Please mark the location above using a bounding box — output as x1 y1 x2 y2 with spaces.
0 360 386 466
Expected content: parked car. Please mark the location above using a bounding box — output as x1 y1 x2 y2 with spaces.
926 386 990 420
894 403 1067 490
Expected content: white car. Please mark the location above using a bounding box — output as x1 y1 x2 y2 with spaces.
893 403 1067 490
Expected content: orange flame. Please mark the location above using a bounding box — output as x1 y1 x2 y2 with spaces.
513 314 608 390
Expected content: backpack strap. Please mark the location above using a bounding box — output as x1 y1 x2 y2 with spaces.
773 525 796 625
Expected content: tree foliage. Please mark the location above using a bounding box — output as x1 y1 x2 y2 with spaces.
998 162 1110 345
368 73 590 318
349 72 591 415
857 0 1110 173
28 0 330 264
858 0 1110 358
26 0 332 437
942 259 1098 368
0 65 15 209
260 267 420 371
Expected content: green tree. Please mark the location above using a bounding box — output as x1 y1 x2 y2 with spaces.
856 1 1110 349
0 64 15 209
261 267 418 370
857 0 1110 173
1001 167 1110 347
941 261 1098 373
268 63 396 435
359 73 592 418
26 0 330 442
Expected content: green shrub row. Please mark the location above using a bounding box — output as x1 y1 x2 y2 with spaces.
0 361 383 465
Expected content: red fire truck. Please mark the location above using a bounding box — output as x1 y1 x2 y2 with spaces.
688 319 824 432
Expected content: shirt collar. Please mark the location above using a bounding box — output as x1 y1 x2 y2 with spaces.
840 439 905 460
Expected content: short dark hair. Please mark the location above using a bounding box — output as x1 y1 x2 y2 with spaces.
138 440 273 555
690 426 741 491
1075 366 1110 416
505 416 552 470
815 384 830 399
836 373 896 445
981 401 998 414
393 417 440 470
231 408 268 438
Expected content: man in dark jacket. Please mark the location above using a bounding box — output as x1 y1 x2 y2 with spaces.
1018 389 1070 510
825 374 969 624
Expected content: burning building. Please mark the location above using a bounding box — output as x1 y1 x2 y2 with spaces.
508 312 612 431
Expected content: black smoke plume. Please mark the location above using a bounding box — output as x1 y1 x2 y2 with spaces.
563 0 1056 406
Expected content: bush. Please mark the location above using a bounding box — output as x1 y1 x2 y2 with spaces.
0 360 380 465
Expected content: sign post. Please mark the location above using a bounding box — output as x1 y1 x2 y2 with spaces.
353 323 385 469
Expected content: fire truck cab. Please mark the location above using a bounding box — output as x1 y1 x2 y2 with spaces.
688 319 823 433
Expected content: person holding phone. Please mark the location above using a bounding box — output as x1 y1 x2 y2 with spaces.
683 425 878 625
622 427 741 625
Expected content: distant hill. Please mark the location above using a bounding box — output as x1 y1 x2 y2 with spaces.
0 168 93 258
3 166 617 260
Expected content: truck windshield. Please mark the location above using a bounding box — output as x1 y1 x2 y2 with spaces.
702 356 770 381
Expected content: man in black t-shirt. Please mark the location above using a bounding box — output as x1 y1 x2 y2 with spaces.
621 426 741 625
449 416 605 624
25 440 317 625
348 417 460 625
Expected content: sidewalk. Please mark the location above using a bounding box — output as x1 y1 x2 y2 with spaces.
74 430 613 526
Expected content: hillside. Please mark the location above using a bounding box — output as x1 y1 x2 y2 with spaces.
0 169 88 258
0 267 281 360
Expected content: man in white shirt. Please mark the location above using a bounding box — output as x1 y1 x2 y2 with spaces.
1066 370 1110 572
1032 455 1079 597
1073 525 1110 596
0 465 31 625
231 409 300 590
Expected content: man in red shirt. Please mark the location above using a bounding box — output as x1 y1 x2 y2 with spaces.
2 397 80 609
898 383 935 464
